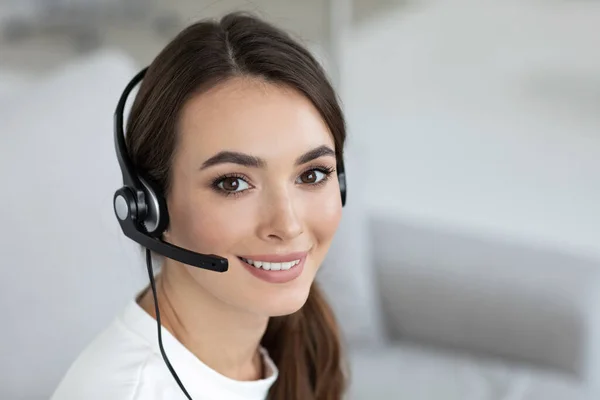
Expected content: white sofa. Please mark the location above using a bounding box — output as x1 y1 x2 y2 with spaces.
0 50 147 400
360 217 600 399
3 49 600 400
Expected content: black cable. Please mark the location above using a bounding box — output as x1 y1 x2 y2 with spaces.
146 249 194 400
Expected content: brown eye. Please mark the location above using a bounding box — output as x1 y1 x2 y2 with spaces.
217 177 248 192
297 169 329 185
300 170 318 184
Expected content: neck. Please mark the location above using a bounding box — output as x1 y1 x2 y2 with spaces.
138 262 269 381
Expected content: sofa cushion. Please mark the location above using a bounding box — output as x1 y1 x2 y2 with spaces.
347 343 598 400
370 215 600 387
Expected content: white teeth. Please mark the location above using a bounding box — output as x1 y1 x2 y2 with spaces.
282 261 294 270
241 258 300 271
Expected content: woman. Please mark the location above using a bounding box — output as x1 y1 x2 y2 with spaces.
52 12 347 400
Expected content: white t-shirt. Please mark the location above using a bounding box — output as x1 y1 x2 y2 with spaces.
50 300 279 400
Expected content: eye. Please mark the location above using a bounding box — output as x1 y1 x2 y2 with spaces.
216 176 250 193
296 167 334 185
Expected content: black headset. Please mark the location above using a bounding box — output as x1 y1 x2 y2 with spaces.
112 68 347 399
113 67 347 271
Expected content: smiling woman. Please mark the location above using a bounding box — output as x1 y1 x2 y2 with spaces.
51 11 347 400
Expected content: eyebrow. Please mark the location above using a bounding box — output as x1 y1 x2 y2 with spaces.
199 145 336 170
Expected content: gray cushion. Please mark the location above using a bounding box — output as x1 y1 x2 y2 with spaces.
347 344 598 400
370 215 600 386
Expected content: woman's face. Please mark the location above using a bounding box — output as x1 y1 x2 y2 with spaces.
165 77 342 317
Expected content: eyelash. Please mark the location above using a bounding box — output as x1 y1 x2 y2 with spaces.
210 165 336 198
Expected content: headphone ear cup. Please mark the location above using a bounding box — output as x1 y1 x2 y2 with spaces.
139 176 169 237
337 162 347 207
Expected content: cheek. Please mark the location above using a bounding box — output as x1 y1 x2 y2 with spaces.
304 188 343 251
169 195 254 253
313 204 341 244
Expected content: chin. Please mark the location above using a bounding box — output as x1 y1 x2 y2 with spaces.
257 286 312 317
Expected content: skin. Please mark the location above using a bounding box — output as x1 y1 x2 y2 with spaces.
138 76 342 382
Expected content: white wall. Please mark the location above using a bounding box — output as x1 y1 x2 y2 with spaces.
342 0 600 258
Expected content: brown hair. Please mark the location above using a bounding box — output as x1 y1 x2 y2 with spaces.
125 12 347 400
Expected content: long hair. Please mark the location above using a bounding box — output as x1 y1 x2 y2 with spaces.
125 12 347 399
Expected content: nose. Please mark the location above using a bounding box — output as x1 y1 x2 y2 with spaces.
257 191 303 242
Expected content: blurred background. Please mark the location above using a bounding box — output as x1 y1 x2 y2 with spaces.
1 0 599 399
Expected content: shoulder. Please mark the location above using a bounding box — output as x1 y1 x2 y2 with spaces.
50 314 170 400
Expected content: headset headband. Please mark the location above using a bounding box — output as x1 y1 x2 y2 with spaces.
114 67 148 191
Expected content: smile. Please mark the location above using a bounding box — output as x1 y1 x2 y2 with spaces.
236 252 308 284
239 257 300 271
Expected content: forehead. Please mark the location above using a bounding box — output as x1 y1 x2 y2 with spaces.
177 77 334 159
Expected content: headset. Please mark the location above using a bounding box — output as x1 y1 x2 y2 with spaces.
112 67 347 399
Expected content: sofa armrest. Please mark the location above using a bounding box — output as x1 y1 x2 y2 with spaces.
370 214 600 389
